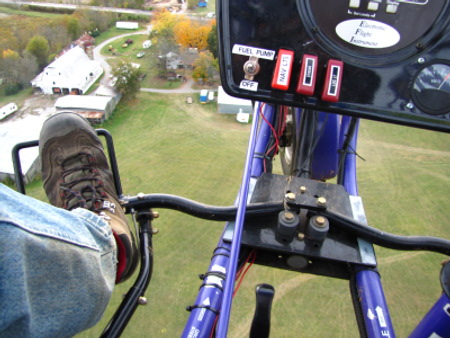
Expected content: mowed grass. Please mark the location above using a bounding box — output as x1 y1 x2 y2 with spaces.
25 94 450 337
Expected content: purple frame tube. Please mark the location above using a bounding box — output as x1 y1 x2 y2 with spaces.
410 293 450 337
215 102 262 337
182 103 273 338
339 116 396 337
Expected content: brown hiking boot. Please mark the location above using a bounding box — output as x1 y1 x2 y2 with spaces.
39 112 138 283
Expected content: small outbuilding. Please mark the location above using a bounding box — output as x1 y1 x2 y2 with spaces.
217 86 252 114
55 95 116 124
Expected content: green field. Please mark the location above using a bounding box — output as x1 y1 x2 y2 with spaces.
24 92 450 337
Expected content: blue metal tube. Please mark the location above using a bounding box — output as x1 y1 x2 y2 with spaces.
340 116 396 337
215 103 261 337
339 116 359 196
410 293 450 337
251 103 275 177
356 270 396 337
181 239 231 338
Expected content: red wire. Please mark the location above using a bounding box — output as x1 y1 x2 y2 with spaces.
259 104 279 172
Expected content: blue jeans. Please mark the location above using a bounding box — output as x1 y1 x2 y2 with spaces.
0 183 117 337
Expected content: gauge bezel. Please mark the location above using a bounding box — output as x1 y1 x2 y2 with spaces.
410 59 450 116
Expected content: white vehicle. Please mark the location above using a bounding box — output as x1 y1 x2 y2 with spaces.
0 103 18 121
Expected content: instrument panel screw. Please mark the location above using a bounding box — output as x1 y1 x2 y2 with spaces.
297 233 305 240
316 197 327 207
285 192 296 201
406 102 414 110
417 57 426 64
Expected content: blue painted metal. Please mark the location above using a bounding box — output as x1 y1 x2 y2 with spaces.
181 239 231 338
356 270 396 338
410 293 450 337
251 103 275 178
310 112 339 181
216 103 261 337
339 116 359 196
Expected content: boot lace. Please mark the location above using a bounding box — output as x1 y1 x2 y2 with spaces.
59 152 116 218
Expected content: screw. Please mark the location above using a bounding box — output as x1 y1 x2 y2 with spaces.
406 102 414 110
137 192 145 200
285 192 296 201
297 233 305 240
300 186 307 193
314 216 327 227
138 297 148 305
284 211 294 220
317 197 327 207
152 211 160 219
418 57 426 64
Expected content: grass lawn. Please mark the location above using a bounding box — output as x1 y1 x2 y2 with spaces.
23 92 450 337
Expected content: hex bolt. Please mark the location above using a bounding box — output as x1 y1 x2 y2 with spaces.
138 297 148 305
316 197 327 207
314 216 327 227
285 192 296 201
284 211 294 221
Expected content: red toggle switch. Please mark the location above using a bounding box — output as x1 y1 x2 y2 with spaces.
271 49 294 91
296 54 318 96
321 59 344 102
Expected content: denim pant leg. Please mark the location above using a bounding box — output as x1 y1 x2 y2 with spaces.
0 183 117 338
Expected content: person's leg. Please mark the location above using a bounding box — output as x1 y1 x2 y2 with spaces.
0 111 138 337
0 183 116 337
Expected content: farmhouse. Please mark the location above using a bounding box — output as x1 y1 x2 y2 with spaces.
31 46 103 95
55 95 116 124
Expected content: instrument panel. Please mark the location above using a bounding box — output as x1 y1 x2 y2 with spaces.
217 0 450 132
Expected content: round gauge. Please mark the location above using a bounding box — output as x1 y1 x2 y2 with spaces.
411 62 450 115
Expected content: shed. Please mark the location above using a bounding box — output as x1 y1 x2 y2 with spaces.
31 46 103 95
55 95 116 124
217 86 252 114
116 21 139 30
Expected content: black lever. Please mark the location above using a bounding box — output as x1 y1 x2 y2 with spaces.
249 283 275 338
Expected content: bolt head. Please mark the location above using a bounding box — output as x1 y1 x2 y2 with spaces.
285 192 296 201
317 197 327 207
138 297 148 305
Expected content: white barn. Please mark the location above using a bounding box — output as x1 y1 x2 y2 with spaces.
55 95 116 124
31 46 103 95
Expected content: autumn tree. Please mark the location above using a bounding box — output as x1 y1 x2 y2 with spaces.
26 35 50 69
112 61 142 100
192 51 218 84
149 11 182 77
173 19 213 50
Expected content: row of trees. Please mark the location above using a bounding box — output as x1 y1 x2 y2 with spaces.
0 10 120 94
